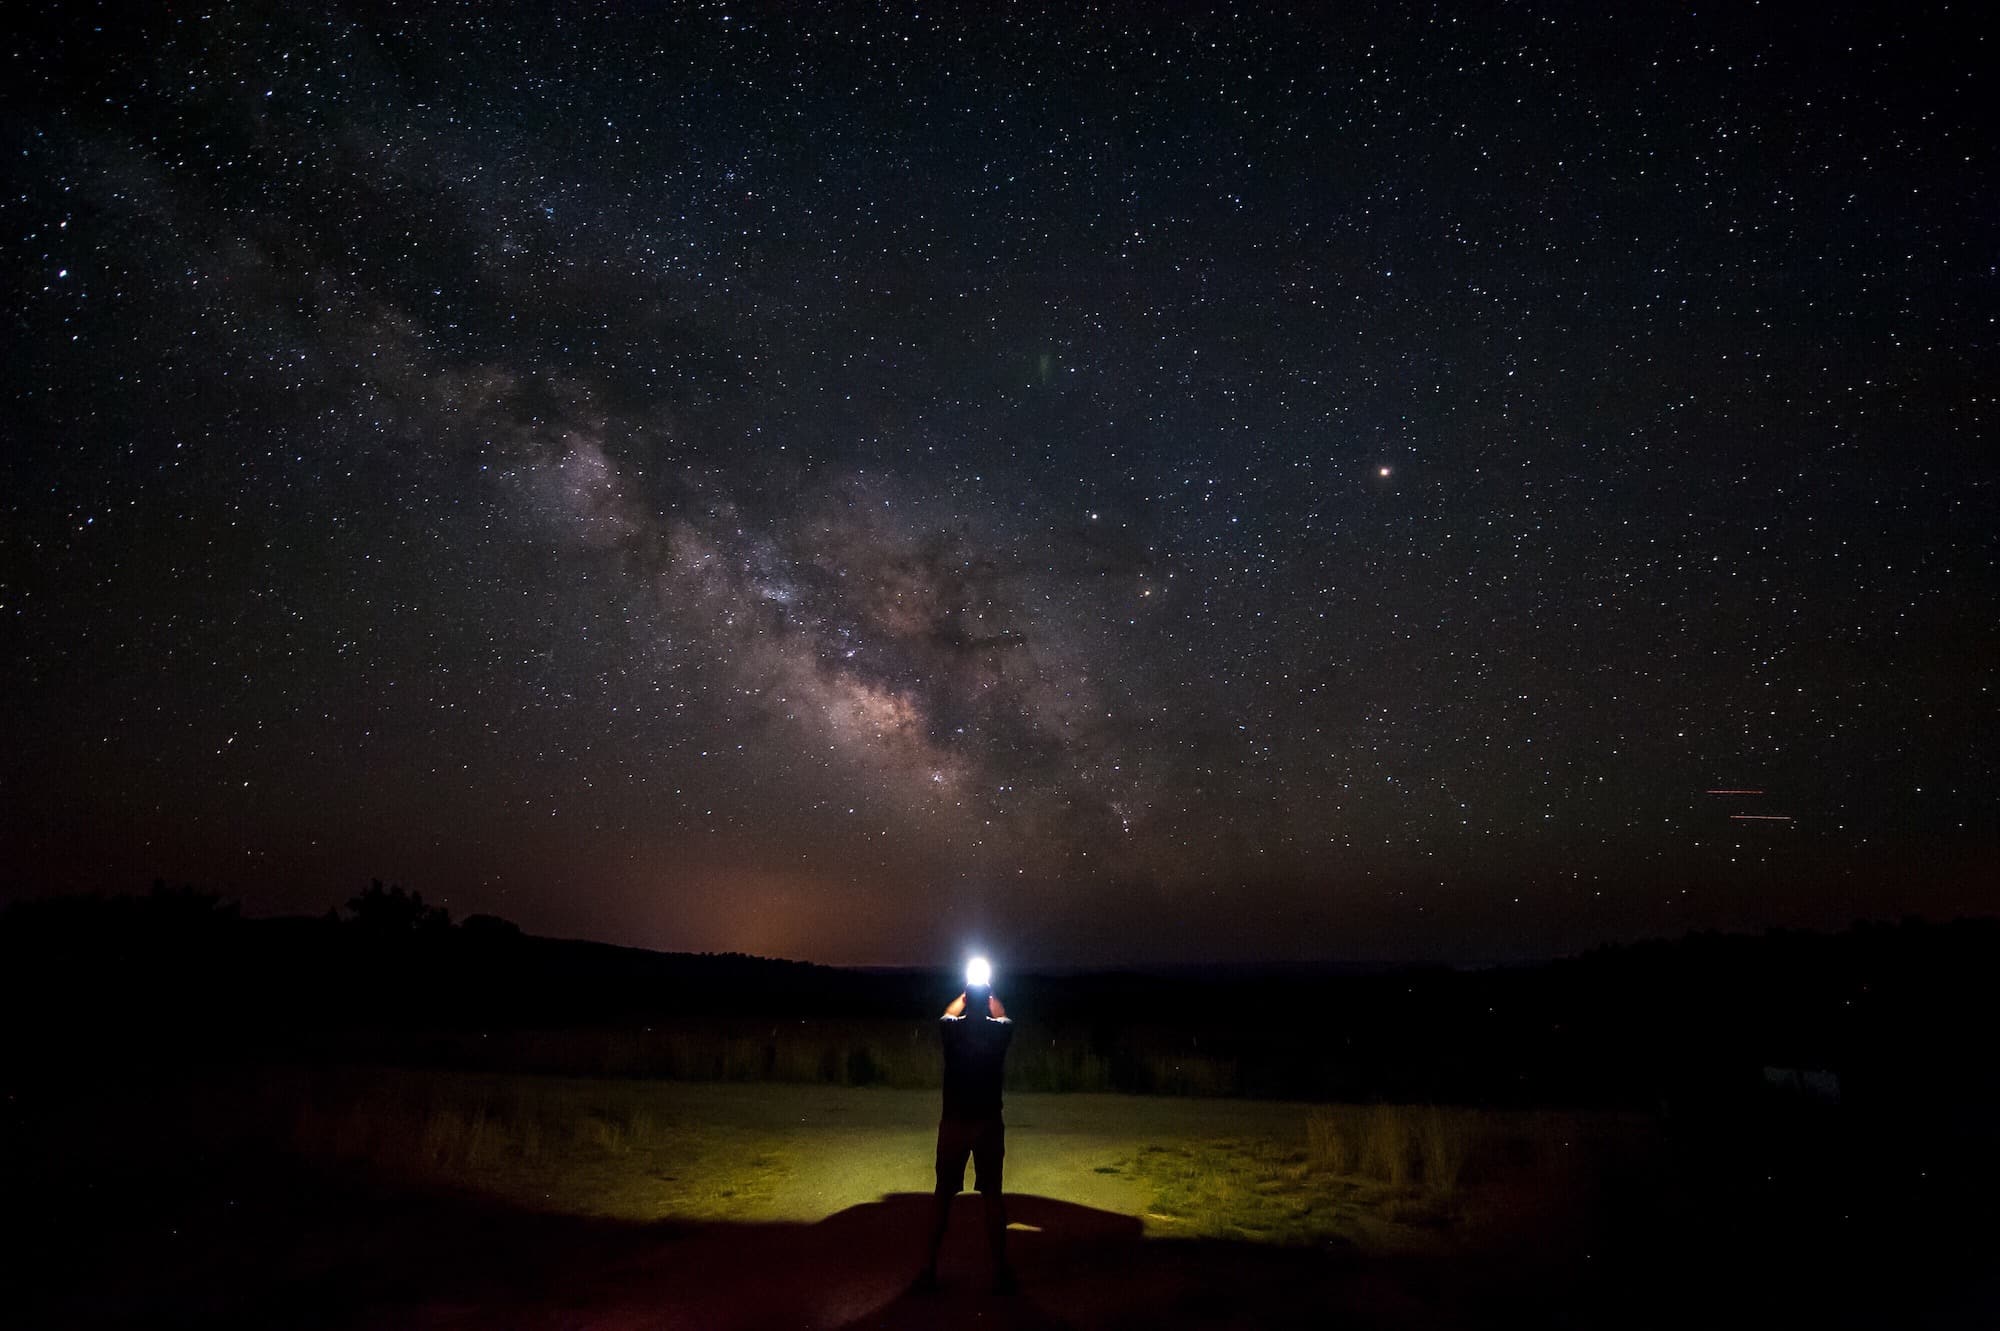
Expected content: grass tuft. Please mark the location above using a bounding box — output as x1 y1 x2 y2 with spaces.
1362 1103 1413 1187
1414 1105 1474 1196
1303 1102 1488 1202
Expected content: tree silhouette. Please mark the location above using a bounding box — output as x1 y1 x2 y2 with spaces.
345 879 450 934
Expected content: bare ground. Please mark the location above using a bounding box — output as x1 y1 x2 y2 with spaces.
15 1077 1994 1329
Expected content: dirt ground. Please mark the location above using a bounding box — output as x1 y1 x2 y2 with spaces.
588 1082 1417 1238
15 1078 1996 1329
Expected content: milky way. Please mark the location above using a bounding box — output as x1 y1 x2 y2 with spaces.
4 4 1992 963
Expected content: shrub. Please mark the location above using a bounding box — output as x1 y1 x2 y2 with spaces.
1144 1052 1238 1096
845 1046 880 1085
1414 1105 1472 1196
1305 1105 1361 1175
1362 1103 1413 1186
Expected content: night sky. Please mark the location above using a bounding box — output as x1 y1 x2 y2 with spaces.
4 3 1992 966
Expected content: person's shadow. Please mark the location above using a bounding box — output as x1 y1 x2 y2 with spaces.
366 1189 1368 1330
36 1173 1376 1329
822 1192 1133 1330
582 1192 1131 1330
592 1191 1368 1330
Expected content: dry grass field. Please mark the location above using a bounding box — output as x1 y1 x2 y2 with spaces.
13 1063 1992 1328
173 1066 1622 1249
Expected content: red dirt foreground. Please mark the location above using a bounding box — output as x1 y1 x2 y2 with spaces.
30 1169 1995 1329
42 1182 1558 1330
390 1192 1493 1331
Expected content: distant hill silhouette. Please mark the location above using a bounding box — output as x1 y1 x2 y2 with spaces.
3 881 1995 1111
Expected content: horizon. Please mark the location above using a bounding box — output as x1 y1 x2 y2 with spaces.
9 877 1988 978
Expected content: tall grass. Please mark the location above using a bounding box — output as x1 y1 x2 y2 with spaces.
250 1067 807 1219
1304 1102 1359 1174
1143 1052 1239 1096
1362 1102 1414 1186
1304 1103 1480 1196
368 1015 1160 1087
327 1020 1233 1095
1127 1102 1511 1245
1413 1105 1473 1195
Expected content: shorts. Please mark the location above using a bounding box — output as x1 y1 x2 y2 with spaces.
934 1114 1005 1194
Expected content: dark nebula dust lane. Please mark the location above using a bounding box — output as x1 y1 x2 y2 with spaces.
3 3 1993 964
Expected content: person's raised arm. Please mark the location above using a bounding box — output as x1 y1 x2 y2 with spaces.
943 991 968 1019
987 993 1007 1020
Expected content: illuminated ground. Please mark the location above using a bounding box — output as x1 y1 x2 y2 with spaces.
22 1072 1988 1328
271 1073 1483 1250
279 1079 1551 1328
479 1081 1378 1225
298 1077 1578 1327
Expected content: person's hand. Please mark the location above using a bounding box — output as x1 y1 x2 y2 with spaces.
987 993 1007 1020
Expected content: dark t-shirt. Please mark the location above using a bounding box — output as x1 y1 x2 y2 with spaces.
939 1015 1013 1120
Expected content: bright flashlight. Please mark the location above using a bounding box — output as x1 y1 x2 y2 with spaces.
965 956 992 988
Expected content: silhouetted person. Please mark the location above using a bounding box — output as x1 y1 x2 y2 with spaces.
916 980 1016 1293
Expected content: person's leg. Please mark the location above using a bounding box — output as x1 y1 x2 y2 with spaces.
973 1118 1015 1290
921 1120 970 1285
921 1185 953 1278
982 1189 1013 1286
